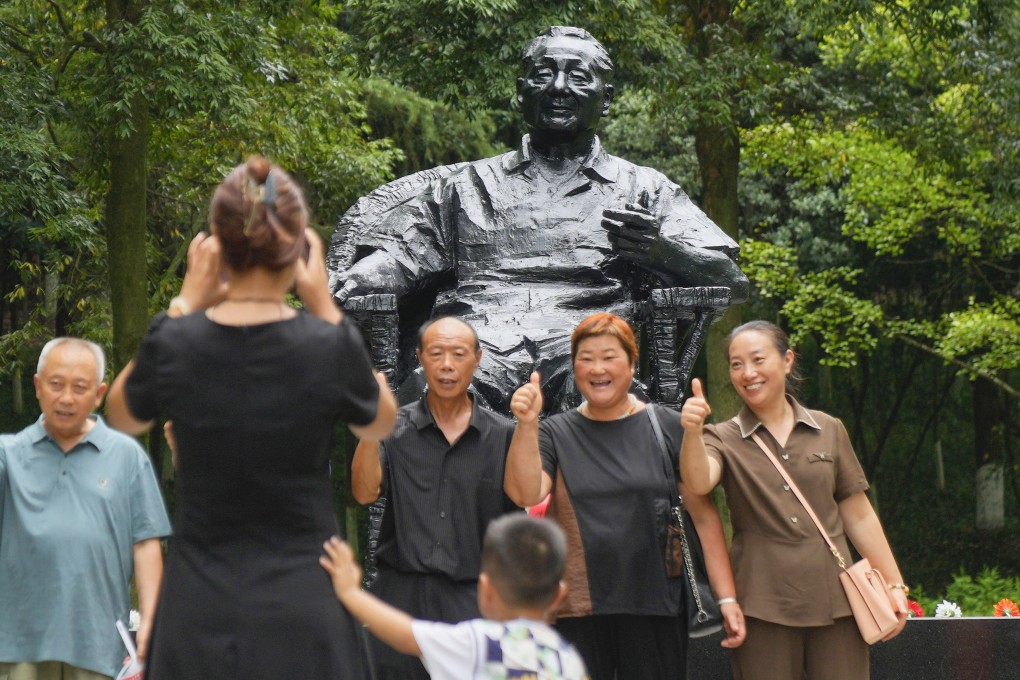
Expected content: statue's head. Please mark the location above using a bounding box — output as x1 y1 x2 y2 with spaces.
517 27 615 138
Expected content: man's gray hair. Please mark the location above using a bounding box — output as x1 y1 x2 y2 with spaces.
521 26 614 77
37 337 107 384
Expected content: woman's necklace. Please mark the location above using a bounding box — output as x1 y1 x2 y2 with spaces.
210 297 288 322
221 296 286 305
578 394 638 420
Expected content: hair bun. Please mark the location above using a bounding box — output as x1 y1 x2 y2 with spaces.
245 155 272 185
210 157 308 272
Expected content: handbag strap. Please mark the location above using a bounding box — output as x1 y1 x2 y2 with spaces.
646 404 681 506
748 431 848 569
649 404 716 621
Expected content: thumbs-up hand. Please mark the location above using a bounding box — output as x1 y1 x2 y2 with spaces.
510 372 543 424
681 377 712 433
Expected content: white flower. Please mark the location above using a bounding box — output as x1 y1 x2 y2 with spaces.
934 600 962 618
129 609 141 631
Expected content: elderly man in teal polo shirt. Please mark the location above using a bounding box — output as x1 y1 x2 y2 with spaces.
0 338 171 680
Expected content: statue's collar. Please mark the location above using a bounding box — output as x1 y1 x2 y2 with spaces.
505 134 617 184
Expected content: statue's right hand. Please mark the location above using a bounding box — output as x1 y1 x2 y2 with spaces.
680 377 712 432
334 267 377 303
333 253 402 303
334 277 359 303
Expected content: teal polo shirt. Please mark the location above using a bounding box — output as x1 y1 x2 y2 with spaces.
0 415 171 676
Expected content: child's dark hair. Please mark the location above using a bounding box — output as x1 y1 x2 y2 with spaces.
481 515 566 609
725 320 803 394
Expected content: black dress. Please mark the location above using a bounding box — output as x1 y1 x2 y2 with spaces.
125 312 379 679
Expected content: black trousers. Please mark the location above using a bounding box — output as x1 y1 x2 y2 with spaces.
556 614 688 680
366 568 479 680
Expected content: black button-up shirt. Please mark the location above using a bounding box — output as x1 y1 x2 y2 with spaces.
375 396 520 581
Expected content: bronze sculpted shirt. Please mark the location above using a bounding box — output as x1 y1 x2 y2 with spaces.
354 135 738 357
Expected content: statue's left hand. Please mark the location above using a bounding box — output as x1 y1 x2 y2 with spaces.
602 202 660 263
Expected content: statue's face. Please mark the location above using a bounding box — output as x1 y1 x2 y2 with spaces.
518 35 612 136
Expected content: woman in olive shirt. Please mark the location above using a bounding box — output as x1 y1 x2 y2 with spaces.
680 320 908 680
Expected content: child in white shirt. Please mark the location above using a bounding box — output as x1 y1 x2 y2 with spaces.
321 514 589 680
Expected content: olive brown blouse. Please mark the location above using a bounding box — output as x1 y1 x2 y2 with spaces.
703 397 869 627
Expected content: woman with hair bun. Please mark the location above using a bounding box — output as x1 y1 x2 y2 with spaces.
108 156 397 678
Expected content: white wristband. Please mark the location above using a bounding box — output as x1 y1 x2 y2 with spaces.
167 296 192 317
717 597 738 606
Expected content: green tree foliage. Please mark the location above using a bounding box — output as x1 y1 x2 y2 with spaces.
739 2 1020 391
0 7 106 377
359 77 502 176
345 0 581 113
734 0 1019 584
0 1 402 518
0 0 400 371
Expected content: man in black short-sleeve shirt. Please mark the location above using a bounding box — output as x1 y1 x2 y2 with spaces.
350 316 543 680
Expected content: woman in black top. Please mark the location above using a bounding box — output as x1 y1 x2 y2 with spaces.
108 156 396 679
515 312 745 680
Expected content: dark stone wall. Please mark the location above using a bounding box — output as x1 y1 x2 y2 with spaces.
688 618 1020 679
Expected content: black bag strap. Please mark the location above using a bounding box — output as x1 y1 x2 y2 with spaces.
646 404 681 506
648 404 720 626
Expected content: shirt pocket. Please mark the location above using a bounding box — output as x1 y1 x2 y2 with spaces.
806 451 836 487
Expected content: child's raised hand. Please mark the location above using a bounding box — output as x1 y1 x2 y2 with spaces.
319 536 363 598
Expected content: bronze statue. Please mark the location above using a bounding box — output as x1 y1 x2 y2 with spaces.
329 26 748 414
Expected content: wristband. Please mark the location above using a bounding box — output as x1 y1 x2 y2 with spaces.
167 296 192 317
717 597 738 606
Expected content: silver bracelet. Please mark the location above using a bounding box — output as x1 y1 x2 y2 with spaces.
717 597 738 606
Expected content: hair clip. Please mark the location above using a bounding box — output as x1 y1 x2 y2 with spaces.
262 170 277 205
242 170 278 235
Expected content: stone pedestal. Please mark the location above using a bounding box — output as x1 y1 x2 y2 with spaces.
687 618 1020 679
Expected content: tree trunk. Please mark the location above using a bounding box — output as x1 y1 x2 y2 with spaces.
694 118 742 539
973 377 1005 530
684 0 743 420
105 0 150 371
11 297 23 415
696 121 743 420
43 268 59 330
